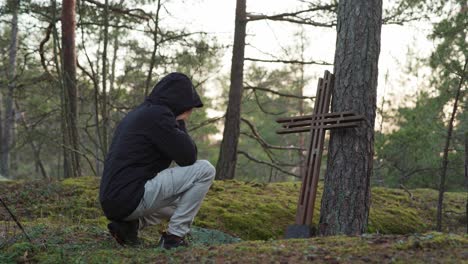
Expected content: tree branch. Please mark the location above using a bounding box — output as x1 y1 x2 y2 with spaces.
245 57 331 65
188 115 225 132
251 90 286 115
0 196 33 244
39 21 56 77
244 84 314 100
241 117 305 151
238 150 299 178
246 5 336 27
248 15 335 27
82 0 152 21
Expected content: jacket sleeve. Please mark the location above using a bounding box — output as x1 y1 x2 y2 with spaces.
149 110 197 166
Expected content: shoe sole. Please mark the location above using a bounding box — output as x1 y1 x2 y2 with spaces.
108 224 125 246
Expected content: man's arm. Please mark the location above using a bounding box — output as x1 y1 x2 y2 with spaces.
149 110 197 166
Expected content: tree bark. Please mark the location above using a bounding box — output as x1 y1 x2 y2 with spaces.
215 0 247 180
465 131 467 234
101 0 110 157
62 0 81 177
109 0 124 96
319 0 382 236
1 0 20 178
0 93 3 177
436 59 467 231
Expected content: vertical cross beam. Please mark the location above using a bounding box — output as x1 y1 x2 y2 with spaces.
295 70 333 226
276 71 365 238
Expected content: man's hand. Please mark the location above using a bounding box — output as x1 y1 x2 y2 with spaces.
176 109 193 121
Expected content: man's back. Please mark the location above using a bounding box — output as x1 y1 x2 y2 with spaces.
100 104 171 220
100 73 202 221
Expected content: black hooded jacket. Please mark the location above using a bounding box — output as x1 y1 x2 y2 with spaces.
99 72 203 221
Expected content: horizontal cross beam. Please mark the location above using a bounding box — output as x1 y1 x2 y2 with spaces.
276 111 356 124
279 114 365 129
277 121 362 134
276 111 365 134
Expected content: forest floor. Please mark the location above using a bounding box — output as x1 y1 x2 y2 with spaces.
1 177 466 263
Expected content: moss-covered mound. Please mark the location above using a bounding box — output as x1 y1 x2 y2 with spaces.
0 177 466 241
157 232 468 263
0 177 466 263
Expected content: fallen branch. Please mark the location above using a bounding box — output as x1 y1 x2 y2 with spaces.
0 196 33 244
444 210 464 215
399 184 414 200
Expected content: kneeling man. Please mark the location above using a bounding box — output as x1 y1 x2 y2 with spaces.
99 72 215 249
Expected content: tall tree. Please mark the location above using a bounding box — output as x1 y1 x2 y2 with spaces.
215 0 247 180
100 0 110 157
319 0 382 235
1 0 19 178
433 0 467 231
437 59 467 231
62 0 81 177
465 132 467 234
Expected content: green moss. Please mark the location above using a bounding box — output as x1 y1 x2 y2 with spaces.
2 223 466 263
0 242 36 263
394 232 468 250
1 177 467 263
194 180 298 239
368 205 427 234
166 233 467 263
1 177 466 242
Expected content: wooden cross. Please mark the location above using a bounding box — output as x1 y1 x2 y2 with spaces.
276 70 365 238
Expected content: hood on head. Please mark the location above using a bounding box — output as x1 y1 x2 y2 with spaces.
147 72 203 116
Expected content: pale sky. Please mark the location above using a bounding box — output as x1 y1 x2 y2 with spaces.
2 0 437 112
162 0 436 110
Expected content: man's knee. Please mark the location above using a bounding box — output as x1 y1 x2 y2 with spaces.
195 160 216 179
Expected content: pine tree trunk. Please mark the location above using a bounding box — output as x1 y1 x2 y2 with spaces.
101 0 110 157
215 0 247 180
464 132 467 234
436 59 467 231
61 0 81 177
0 92 3 177
319 0 382 236
1 0 19 178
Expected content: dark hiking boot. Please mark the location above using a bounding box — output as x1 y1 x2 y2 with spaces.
107 220 140 246
157 232 189 250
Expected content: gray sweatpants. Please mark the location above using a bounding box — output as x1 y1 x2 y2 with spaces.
124 160 215 237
